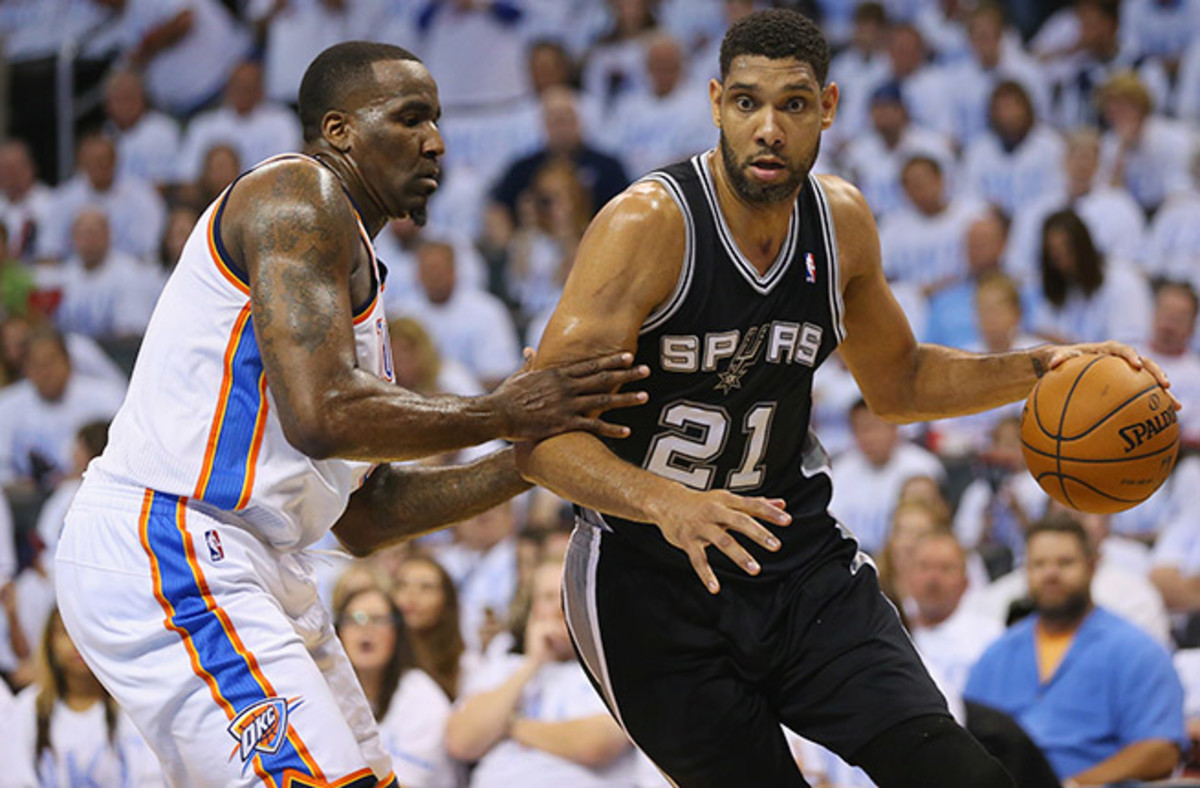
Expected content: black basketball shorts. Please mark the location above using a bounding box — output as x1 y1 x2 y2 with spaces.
562 521 951 787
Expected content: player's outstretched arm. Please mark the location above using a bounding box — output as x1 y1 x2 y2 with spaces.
515 183 790 594
225 160 648 463
331 448 530 556
824 175 1176 423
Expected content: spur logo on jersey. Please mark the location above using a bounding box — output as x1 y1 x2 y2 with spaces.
227 696 301 763
661 321 824 381
804 252 817 283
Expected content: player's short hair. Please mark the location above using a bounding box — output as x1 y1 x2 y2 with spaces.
298 41 421 144
720 8 830 84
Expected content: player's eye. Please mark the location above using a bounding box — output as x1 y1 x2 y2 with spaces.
786 98 806 112
734 95 755 111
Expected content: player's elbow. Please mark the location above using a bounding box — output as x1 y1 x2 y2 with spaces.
279 416 339 460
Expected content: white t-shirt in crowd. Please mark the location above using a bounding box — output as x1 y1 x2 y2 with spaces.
459 653 636 788
377 669 457 788
830 442 946 555
41 174 166 263
108 111 181 187
959 125 1066 218
55 251 166 340
879 199 986 289
912 604 1004 703
177 104 303 183
396 288 522 385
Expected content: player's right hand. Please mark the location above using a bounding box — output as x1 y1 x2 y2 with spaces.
652 489 792 594
491 352 650 442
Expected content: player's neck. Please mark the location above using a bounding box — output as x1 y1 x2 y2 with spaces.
708 151 798 275
309 148 389 236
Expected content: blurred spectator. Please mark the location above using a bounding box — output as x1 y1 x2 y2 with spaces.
177 61 303 184
830 399 945 555
1098 71 1197 216
1006 127 1146 280
1144 281 1200 450
249 0 388 106
40 134 166 263
1029 208 1153 346
922 206 1010 350
0 328 125 490
102 70 182 188
1046 0 1170 129
0 141 55 263
840 82 955 221
1122 0 1200 68
417 0 527 112
810 350 862 459
398 240 521 390
336 586 457 788
960 80 1065 218
875 24 950 136
913 0 972 63
1148 457 1200 644
907 530 1004 701
581 0 660 112
508 158 591 328
393 554 469 700
939 2 1049 146
99 0 251 117
925 272 1039 460
444 557 635 786
0 314 126 390
0 225 35 320
156 205 200 273
1145 185 1200 292
376 216 489 315
976 507 1173 648
188 143 243 209
52 209 164 340
1175 31 1200 120
389 317 485 398
875 499 947 606
435 501 519 653
966 515 1184 785
1 608 163 786
825 2 891 152
35 420 109 571
604 33 714 179
491 86 629 225
879 156 984 291
952 415 1050 572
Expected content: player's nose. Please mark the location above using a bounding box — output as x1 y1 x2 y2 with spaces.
755 107 785 149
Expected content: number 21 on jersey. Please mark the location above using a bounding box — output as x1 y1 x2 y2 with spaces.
644 400 775 491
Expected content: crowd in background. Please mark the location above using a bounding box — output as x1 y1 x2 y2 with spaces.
2 0 1200 785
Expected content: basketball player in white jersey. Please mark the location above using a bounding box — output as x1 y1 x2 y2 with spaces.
54 42 648 788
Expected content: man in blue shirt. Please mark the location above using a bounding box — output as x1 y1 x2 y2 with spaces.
965 513 1184 785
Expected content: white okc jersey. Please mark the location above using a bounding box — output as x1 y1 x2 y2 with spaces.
91 154 394 551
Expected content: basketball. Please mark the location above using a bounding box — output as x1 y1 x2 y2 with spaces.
1020 353 1179 514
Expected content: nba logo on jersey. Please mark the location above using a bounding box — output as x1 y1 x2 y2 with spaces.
804 252 817 283
227 697 298 763
205 529 224 562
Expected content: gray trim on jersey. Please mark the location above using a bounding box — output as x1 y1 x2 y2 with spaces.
637 172 696 335
809 174 847 343
692 153 800 295
563 519 682 788
799 428 870 573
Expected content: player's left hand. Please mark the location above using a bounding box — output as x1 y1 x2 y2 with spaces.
1043 341 1181 410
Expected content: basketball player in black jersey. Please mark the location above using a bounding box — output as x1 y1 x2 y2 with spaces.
516 9 1177 788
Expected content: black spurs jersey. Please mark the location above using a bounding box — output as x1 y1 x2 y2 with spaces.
589 153 860 581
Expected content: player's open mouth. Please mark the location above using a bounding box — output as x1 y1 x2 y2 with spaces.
749 160 786 181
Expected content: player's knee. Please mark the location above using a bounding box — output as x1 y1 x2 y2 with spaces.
855 714 1015 788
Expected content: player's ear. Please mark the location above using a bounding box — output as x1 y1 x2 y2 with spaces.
708 78 723 128
820 82 839 131
322 109 353 153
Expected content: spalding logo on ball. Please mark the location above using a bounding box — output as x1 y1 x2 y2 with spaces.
1020 353 1179 514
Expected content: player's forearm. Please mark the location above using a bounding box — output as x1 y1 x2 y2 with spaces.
278 370 511 462
444 659 541 762
876 344 1050 423
331 448 531 557
1069 738 1179 784
509 716 629 768
518 432 686 525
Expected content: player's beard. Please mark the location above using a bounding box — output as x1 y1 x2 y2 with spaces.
719 133 814 204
